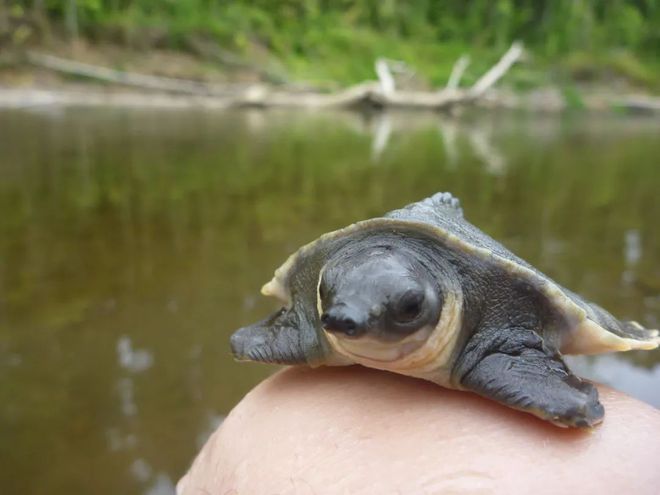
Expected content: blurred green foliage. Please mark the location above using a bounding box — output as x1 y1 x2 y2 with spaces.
6 1 660 87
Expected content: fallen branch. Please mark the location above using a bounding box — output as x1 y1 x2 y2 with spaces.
235 81 380 108
446 55 470 91
375 58 396 96
469 41 524 97
22 42 526 111
26 51 233 96
611 96 660 114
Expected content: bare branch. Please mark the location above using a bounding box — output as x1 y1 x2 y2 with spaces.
374 58 396 96
26 51 231 96
446 55 470 91
469 41 524 97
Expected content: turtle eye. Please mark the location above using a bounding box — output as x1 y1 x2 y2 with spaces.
394 290 424 323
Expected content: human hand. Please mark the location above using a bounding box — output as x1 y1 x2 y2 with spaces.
178 366 660 495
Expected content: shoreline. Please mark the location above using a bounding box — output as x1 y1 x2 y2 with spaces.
1 46 658 114
1 85 659 115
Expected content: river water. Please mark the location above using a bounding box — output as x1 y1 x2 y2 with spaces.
0 108 659 494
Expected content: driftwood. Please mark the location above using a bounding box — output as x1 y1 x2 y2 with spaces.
446 55 470 91
19 42 660 114
25 51 236 96
611 96 660 114
25 42 526 110
374 58 397 96
237 43 526 109
20 43 660 114
469 41 523 97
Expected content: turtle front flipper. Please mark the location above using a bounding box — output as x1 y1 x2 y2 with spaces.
453 326 604 428
230 308 325 365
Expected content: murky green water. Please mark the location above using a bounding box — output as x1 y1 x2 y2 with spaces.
0 107 659 494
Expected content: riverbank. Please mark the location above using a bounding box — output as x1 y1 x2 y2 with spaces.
4 1 659 88
1 40 659 114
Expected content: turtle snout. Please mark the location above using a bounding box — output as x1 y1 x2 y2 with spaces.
321 305 368 338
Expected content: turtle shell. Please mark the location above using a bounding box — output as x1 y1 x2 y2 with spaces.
262 193 659 355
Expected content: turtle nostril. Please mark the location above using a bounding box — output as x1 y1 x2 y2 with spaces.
342 318 357 336
322 310 361 336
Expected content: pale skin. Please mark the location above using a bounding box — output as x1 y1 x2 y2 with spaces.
178 366 660 495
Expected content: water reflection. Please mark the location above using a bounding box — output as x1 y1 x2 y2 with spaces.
370 113 509 175
143 473 176 495
566 355 660 407
117 336 154 374
370 114 393 161
0 108 658 495
466 124 507 175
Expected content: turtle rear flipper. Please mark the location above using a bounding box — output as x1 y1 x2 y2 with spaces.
557 296 660 354
581 301 659 349
620 320 659 341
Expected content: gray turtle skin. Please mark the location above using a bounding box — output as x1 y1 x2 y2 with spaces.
230 192 659 428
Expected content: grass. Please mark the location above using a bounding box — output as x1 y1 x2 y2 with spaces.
88 11 660 92
5 1 660 92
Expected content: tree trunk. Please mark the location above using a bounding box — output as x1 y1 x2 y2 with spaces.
0 0 9 35
65 0 78 40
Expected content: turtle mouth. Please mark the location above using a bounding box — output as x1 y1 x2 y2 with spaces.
324 325 433 364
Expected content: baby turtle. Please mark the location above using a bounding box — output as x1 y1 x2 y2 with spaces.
230 192 659 427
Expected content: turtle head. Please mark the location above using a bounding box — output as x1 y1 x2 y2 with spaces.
319 245 442 362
